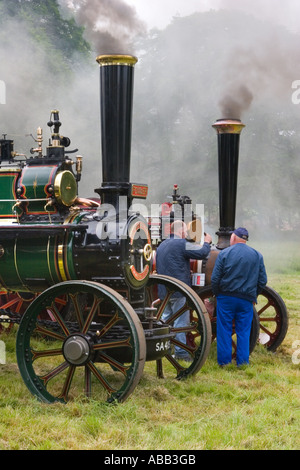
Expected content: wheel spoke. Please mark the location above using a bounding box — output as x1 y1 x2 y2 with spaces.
0 292 37 333
164 353 186 374
86 361 116 395
171 324 195 334
46 302 70 337
39 361 69 386
57 365 76 402
97 352 130 376
256 301 271 316
1 297 20 309
156 291 172 321
93 336 132 351
53 296 67 306
96 312 122 338
31 347 63 362
163 303 189 325
69 293 84 330
35 324 66 341
82 296 103 334
259 316 277 322
172 337 195 356
259 323 276 338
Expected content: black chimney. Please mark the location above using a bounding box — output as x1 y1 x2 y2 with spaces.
212 119 245 249
95 55 138 206
0 138 14 162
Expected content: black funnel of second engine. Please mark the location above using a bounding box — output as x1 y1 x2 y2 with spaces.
212 119 245 249
95 55 137 205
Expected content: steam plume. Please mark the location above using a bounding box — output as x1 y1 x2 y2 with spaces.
60 0 146 53
219 85 253 120
217 15 300 118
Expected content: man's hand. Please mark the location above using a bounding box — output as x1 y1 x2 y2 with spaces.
204 232 212 244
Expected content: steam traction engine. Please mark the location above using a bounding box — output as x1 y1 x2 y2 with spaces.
0 55 211 403
156 120 288 354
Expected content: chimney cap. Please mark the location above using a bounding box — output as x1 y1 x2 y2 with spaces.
212 119 245 135
96 54 138 67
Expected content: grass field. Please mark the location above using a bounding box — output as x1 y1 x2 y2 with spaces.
0 244 299 450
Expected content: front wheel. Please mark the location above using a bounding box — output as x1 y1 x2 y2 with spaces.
146 275 212 380
16 281 146 404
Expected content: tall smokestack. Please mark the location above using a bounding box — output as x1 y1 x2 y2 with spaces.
212 119 245 249
95 54 137 205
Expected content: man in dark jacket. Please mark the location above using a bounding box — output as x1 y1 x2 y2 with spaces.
156 220 212 361
211 227 267 367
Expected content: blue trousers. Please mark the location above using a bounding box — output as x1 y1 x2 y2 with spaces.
216 295 253 366
162 296 189 357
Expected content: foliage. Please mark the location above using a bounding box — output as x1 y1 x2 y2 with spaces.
0 0 91 69
0 0 96 162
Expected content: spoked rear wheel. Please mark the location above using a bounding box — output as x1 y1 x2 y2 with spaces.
16 281 146 403
146 275 212 380
256 286 288 352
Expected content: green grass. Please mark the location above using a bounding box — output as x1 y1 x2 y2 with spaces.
0 273 299 450
253 239 300 275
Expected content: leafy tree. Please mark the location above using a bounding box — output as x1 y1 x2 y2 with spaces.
0 0 96 169
0 0 91 74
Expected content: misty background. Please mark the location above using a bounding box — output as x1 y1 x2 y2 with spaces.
0 0 299 245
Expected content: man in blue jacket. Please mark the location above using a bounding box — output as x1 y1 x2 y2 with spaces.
211 227 267 367
156 220 212 361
